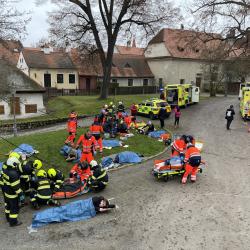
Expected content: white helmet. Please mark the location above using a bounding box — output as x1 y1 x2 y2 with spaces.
118 101 122 105
104 104 108 109
90 160 98 167
7 157 20 168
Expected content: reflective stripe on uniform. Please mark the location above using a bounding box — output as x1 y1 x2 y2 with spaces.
11 179 20 187
5 209 10 213
37 193 51 200
37 185 50 190
4 193 18 199
9 214 18 218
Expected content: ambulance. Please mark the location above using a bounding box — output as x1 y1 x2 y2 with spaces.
164 84 200 107
239 82 250 100
240 87 250 119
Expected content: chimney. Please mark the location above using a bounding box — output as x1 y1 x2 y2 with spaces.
132 38 136 48
127 40 131 47
181 24 184 30
41 45 53 54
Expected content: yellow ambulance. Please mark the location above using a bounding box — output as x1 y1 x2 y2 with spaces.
240 87 250 119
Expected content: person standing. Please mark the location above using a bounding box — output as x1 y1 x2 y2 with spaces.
174 105 181 128
225 105 235 130
158 104 166 129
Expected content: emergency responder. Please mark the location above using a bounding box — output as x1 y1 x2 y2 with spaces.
130 103 137 117
76 131 98 163
225 105 235 130
117 101 125 113
172 135 186 157
65 111 78 146
18 159 43 198
88 161 108 192
158 103 166 129
47 168 64 192
90 119 104 153
107 102 115 115
70 161 92 181
30 170 60 210
140 121 155 135
117 119 128 133
182 143 201 184
0 157 24 226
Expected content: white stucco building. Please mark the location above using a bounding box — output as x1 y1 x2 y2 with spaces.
0 59 46 120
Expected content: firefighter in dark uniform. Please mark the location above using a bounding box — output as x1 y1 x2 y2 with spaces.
47 168 65 192
0 157 24 227
18 159 43 198
30 170 60 210
88 161 108 192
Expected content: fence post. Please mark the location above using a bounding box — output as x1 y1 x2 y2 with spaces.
61 88 64 96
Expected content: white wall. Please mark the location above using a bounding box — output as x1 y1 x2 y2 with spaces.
144 43 171 58
147 59 203 85
115 78 154 87
0 93 46 120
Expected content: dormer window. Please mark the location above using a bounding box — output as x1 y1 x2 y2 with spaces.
177 46 184 52
195 48 200 53
124 63 131 68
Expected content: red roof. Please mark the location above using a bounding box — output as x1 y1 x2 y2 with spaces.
115 45 144 56
148 28 223 59
0 39 23 65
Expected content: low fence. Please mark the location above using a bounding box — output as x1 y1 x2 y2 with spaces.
45 86 159 98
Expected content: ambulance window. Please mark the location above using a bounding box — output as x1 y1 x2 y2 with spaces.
146 102 152 106
157 102 167 107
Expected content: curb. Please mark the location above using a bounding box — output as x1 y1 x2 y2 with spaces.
108 128 173 173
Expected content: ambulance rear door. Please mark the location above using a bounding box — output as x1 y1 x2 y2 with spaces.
192 86 200 103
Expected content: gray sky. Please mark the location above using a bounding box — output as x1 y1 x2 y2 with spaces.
17 0 191 46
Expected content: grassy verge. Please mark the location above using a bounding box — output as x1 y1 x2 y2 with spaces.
1 94 158 125
0 128 164 176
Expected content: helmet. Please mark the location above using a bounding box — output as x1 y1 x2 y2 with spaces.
9 152 21 160
118 101 122 105
90 160 98 168
6 157 20 168
33 160 43 170
147 120 152 125
109 102 113 106
37 169 47 178
104 104 108 109
47 168 57 178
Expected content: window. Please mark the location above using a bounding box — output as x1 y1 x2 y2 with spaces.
25 104 37 113
128 78 133 87
112 78 117 83
0 105 4 114
69 74 76 84
10 97 21 115
143 79 149 86
146 102 152 107
57 74 64 84
177 46 184 52
34 73 37 79
180 79 185 85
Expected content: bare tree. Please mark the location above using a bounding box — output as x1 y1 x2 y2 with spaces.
0 0 30 40
191 0 250 50
47 0 180 99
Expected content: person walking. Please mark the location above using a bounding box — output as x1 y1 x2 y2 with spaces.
225 105 235 130
174 105 181 128
158 104 166 129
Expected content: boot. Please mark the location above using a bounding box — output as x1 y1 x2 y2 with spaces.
10 221 22 227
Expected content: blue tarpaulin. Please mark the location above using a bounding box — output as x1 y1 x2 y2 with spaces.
115 151 141 164
103 139 121 148
31 198 96 228
0 162 3 171
148 130 166 138
101 157 114 168
13 144 36 156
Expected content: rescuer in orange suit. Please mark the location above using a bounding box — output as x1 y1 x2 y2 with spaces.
182 143 201 184
90 118 104 153
76 131 98 163
69 161 92 182
171 135 186 157
65 111 78 146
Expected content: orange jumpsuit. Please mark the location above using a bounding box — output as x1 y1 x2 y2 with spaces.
182 146 201 184
124 116 132 128
76 135 98 163
171 139 186 156
65 118 77 145
90 123 104 153
70 164 92 182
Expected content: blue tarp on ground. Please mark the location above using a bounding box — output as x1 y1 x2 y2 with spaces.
101 157 114 168
60 145 82 163
13 144 36 156
31 198 96 228
148 130 166 138
0 162 3 171
103 139 121 148
115 151 141 164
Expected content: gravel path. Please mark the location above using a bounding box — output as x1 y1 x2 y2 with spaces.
1 96 250 250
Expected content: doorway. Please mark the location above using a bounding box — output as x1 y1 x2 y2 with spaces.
44 73 51 88
86 78 91 91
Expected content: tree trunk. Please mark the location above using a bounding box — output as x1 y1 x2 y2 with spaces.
210 81 216 97
99 62 112 99
224 81 228 97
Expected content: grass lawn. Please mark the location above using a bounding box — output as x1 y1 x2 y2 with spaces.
0 128 165 176
1 94 158 125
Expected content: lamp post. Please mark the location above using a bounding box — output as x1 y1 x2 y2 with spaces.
11 89 17 137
